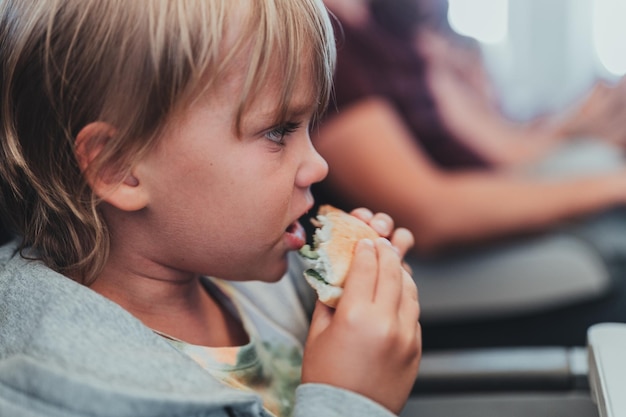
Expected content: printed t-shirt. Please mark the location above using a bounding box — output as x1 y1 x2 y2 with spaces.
155 277 304 417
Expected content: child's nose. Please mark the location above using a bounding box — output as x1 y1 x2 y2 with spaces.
297 141 329 187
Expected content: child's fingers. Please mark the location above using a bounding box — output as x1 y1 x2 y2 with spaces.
368 212 393 237
349 208 394 238
340 239 378 306
303 237 421 415
373 238 403 311
396 269 421 358
307 300 334 341
389 227 414 258
399 269 420 325
349 207 374 224
402 268 419 303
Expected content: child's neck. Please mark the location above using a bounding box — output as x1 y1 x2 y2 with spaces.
89 268 249 347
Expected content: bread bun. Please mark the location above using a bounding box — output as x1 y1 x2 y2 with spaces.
299 205 379 307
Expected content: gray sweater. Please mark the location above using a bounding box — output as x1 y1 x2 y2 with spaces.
0 241 395 417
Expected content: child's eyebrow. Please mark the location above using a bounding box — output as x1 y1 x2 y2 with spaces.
282 100 319 119
254 101 317 126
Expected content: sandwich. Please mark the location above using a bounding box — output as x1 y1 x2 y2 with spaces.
299 205 379 307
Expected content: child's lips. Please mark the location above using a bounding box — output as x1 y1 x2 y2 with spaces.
285 220 306 250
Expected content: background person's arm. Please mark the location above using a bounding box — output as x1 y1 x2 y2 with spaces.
313 98 626 253
424 62 565 168
418 28 626 169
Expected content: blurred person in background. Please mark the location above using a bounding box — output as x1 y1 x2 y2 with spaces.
315 0 626 349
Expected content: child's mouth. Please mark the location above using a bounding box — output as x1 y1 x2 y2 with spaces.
285 221 306 250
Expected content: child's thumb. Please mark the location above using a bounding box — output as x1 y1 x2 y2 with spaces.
306 300 334 341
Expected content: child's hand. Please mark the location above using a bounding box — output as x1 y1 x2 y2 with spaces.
302 211 421 414
350 207 415 273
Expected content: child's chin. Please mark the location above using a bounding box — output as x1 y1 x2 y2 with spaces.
258 260 289 282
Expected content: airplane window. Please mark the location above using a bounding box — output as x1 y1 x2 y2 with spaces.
447 0 509 44
593 0 626 76
448 0 621 120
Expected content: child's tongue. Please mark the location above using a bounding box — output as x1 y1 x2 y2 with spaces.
285 221 306 250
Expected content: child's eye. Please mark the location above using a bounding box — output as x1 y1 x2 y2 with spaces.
265 122 301 146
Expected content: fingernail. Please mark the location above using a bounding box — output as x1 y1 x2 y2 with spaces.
373 219 390 234
355 208 373 220
360 238 374 247
377 237 392 246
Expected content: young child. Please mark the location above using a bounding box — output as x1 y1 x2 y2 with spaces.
0 1 421 416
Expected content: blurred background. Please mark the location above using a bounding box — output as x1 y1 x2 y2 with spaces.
450 0 625 121
316 0 626 351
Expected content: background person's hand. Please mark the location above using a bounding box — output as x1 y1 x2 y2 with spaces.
561 77 626 146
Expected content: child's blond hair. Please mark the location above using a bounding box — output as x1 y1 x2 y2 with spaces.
0 0 336 283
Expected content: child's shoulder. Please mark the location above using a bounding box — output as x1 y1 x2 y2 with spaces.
0 238 16 266
0 246 259 415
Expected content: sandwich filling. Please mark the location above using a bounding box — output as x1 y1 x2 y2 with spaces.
298 215 335 286
298 205 380 307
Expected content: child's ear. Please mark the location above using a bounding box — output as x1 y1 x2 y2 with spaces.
75 122 148 212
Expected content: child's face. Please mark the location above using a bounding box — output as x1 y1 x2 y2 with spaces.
132 66 328 283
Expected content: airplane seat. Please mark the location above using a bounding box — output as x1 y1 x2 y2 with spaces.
397 201 626 416
408 139 626 335
409 230 613 324
587 322 626 417
399 322 624 417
